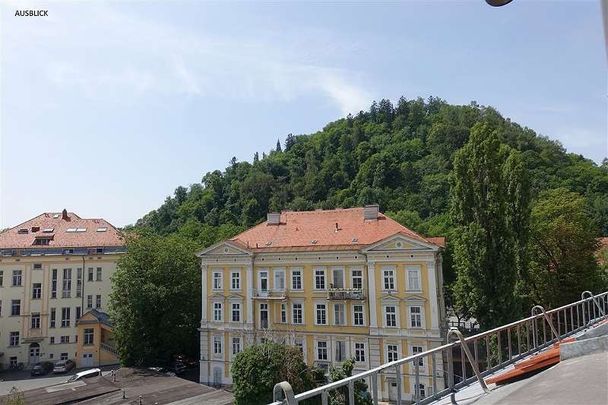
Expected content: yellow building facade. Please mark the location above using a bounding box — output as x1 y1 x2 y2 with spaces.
198 206 446 402
0 210 124 370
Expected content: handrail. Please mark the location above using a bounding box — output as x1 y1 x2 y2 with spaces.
531 305 560 343
447 328 490 394
582 291 606 317
270 290 608 405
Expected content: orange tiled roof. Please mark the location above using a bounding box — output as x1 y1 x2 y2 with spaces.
231 207 440 251
0 211 124 249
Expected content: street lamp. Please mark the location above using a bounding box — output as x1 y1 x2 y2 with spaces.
485 0 514 6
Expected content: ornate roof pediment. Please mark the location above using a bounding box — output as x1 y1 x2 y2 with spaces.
362 233 439 253
197 240 252 257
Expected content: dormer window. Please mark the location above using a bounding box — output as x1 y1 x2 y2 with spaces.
43 228 54 233
33 236 53 246
31 226 40 233
96 227 107 232
18 228 29 234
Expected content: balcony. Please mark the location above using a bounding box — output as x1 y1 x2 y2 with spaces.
252 289 286 300
23 328 45 343
327 288 365 300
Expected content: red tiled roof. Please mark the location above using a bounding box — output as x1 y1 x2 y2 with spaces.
231 207 440 251
0 211 124 249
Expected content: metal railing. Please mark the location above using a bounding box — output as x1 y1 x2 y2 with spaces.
253 289 287 299
328 288 366 300
271 290 608 405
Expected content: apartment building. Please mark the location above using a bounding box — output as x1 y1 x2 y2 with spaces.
198 205 446 402
0 210 125 369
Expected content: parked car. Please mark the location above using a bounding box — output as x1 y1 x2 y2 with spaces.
53 359 76 374
147 366 176 377
173 354 197 369
31 361 54 376
66 368 101 382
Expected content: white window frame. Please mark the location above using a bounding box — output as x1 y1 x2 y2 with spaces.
409 305 424 328
213 335 223 357
231 302 241 323
292 302 304 324
232 336 242 356
406 265 422 292
353 304 365 326
384 305 398 328
212 271 223 290
386 343 399 363
354 342 366 363
333 303 345 326
382 266 396 291
280 303 287 323
315 303 327 325
410 344 425 368
330 267 345 289
291 268 303 290
258 270 269 292
274 269 286 291
335 340 347 362
314 267 326 290
316 340 328 361
351 268 363 290
213 302 223 322
230 270 241 290
414 383 427 399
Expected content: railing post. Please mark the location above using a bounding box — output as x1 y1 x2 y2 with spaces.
447 328 490 394
447 345 454 392
531 305 559 343
395 365 402 405
371 373 379 405
414 361 420 405
273 381 296 405
348 380 354 405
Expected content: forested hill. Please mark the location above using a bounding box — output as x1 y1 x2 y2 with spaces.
135 97 608 245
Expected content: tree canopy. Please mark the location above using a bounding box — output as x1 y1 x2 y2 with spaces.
109 231 201 366
136 97 607 244
451 123 530 329
231 342 315 405
526 188 607 308
132 96 608 321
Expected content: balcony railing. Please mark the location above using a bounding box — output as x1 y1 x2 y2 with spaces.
253 289 287 299
271 290 608 405
327 288 365 300
100 342 119 356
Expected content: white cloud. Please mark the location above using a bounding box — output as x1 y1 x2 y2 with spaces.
2 2 373 115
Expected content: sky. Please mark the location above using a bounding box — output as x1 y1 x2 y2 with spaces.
1 0 606 229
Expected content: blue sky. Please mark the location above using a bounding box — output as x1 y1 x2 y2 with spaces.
1 0 606 228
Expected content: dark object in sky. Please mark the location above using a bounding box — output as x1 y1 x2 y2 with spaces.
486 0 514 6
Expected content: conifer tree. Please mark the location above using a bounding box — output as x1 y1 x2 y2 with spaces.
451 122 530 329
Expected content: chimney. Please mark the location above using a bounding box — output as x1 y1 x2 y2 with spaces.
267 212 281 225
363 204 379 220
61 209 69 221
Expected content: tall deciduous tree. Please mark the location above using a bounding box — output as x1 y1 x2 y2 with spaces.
231 343 315 405
110 231 201 366
527 188 607 308
451 122 530 328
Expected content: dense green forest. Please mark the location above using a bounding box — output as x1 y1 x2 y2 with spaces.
136 96 608 244
112 97 607 361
